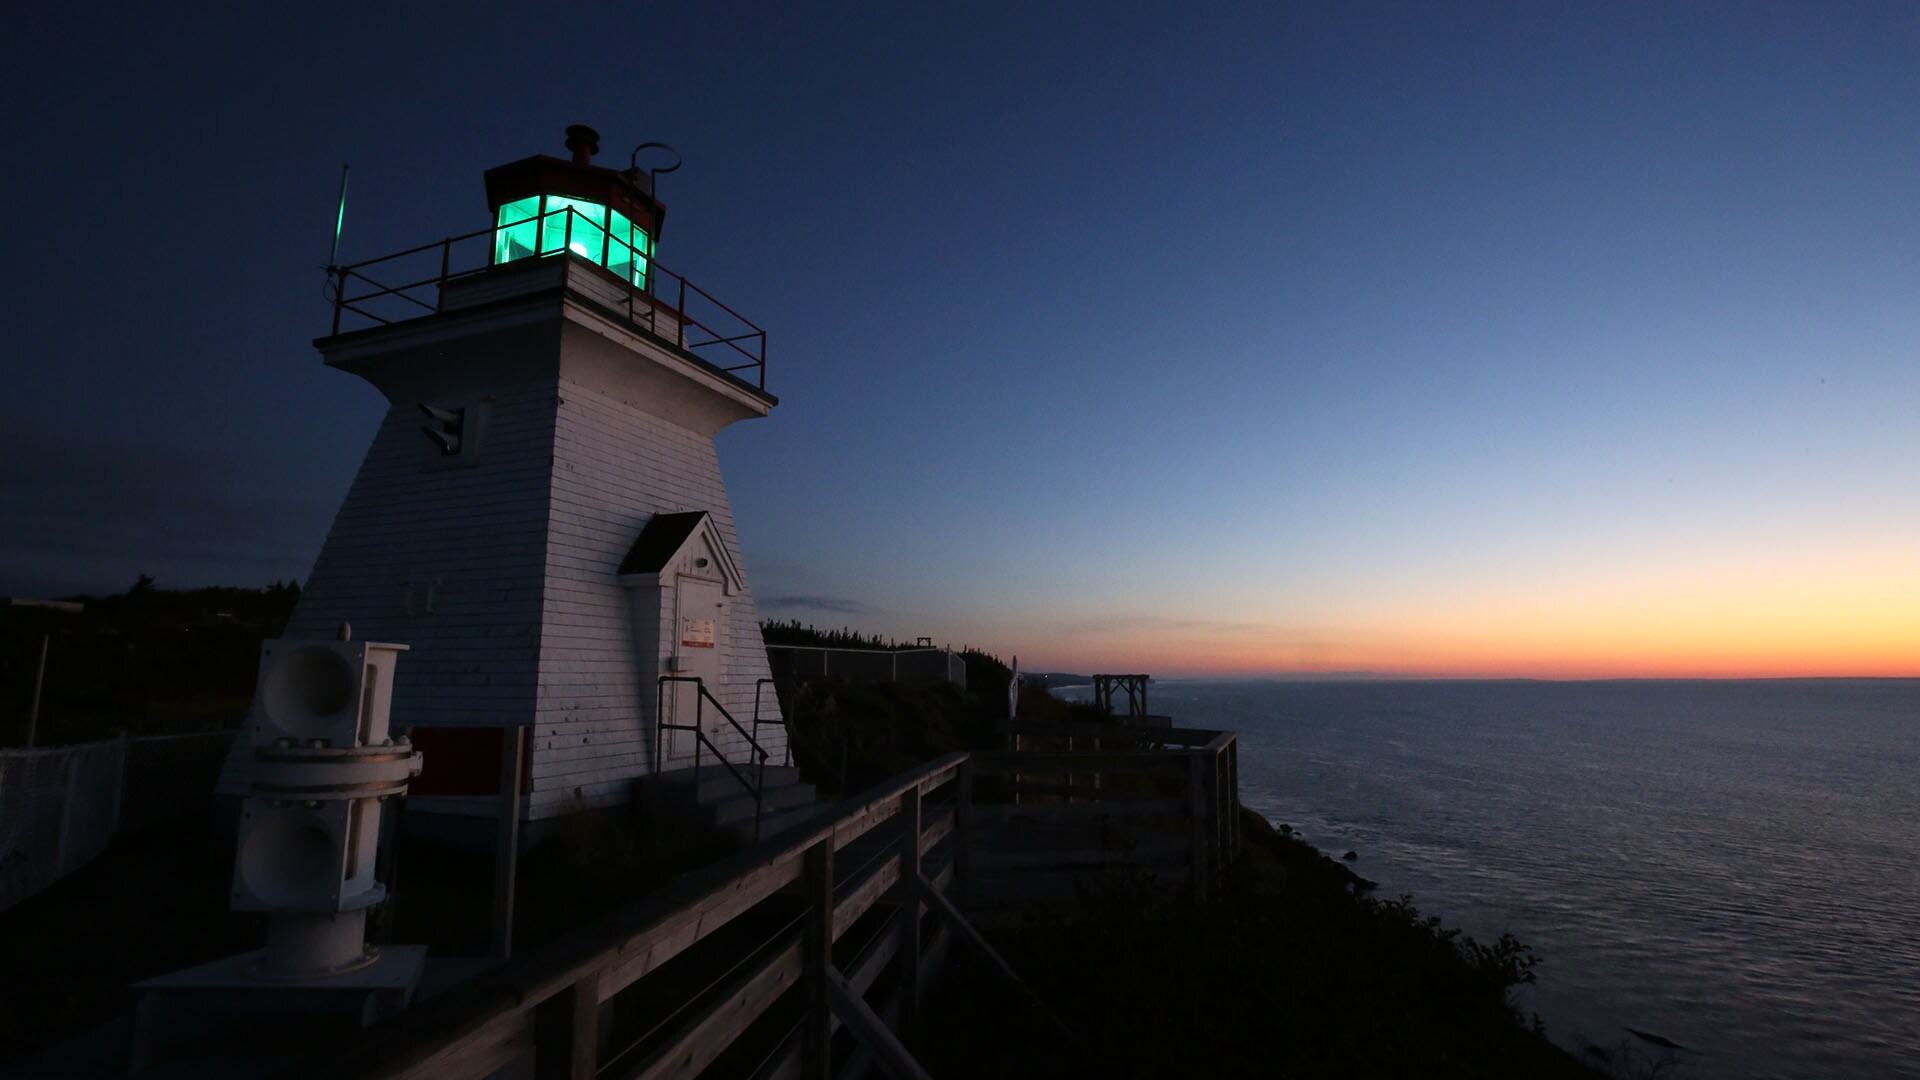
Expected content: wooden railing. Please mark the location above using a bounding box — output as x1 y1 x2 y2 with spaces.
276 730 1238 1079
970 726 1239 923
285 755 977 1079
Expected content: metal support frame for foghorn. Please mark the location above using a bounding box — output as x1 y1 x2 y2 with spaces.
231 638 421 977
132 636 429 1066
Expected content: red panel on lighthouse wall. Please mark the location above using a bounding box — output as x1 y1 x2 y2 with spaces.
407 726 532 796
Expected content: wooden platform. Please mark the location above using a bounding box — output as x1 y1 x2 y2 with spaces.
237 727 1240 1079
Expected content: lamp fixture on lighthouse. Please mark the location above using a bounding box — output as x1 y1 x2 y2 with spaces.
485 123 661 288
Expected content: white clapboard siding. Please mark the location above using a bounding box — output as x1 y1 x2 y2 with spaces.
528 378 782 818
215 382 559 798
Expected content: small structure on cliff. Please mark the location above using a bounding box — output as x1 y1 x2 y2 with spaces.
1092 673 1169 728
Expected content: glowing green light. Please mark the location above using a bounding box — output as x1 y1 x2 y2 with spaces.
492 193 650 287
492 196 540 264
538 196 606 263
606 209 652 289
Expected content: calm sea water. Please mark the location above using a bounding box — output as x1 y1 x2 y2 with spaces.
1119 679 1920 1080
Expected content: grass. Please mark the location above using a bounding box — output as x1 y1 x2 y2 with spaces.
918 810 1604 1079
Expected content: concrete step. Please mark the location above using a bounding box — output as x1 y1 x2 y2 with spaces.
637 766 820 849
651 764 800 803
705 782 818 827
727 802 828 845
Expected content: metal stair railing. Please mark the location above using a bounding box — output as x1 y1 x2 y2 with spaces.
756 676 852 794
752 677 788 767
657 676 772 840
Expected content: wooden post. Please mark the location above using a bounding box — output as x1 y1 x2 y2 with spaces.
532 975 599 1080
125 991 160 1074
954 757 974 914
1206 748 1222 893
1064 734 1074 802
917 872 1074 1043
1188 752 1209 906
109 731 131 837
802 839 835 1079
895 785 922 1043
492 726 525 958
1092 733 1102 795
825 967 932 1080
1228 739 1241 857
53 747 85 875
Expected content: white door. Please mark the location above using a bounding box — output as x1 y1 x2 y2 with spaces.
669 576 726 765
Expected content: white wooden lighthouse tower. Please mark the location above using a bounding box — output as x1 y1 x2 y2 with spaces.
222 127 785 839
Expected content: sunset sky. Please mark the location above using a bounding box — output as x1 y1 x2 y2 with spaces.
3 3 1917 678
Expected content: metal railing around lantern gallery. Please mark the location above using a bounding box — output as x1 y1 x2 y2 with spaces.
323 207 768 391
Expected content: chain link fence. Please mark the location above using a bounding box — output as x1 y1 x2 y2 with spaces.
0 737 128 912
765 645 967 688
0 731 238 914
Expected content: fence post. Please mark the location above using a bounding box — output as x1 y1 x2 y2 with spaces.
955 757 974 914
802 839 835 1079
1188 752 1209 906
110 731 131 837
54 748 85 876
1228 739 1240 858
532 975 599 1080
896 784 923 1043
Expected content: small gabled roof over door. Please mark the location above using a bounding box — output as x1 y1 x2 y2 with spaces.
616 510 743 594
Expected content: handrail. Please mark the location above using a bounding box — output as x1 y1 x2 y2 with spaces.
979 725 1240 906
1004 721 1224 745
323 208 768 389
275 734 1240 1078
752 677 790 767
658 675 772 839
286 753 972 1080
759 675 854 793
696 678 768 764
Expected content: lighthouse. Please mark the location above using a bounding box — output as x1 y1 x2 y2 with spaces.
220 127 785 843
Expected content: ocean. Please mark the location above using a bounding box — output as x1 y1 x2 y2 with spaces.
1094 678 1920 1080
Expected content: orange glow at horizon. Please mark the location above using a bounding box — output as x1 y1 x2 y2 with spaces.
1009 557 1920 680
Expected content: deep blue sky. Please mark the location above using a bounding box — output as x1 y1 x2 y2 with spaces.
4 3 1916 675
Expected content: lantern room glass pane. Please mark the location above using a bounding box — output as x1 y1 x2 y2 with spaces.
492 197 540 264
607 210 651 289
539 196 607 264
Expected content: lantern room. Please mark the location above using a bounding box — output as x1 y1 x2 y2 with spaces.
483 124 661 289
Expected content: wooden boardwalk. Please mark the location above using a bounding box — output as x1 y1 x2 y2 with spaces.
279 729 1239 1079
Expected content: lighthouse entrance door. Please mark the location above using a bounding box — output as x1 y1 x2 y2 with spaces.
667 575 727 766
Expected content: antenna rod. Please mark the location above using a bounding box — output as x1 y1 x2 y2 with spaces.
329 164 350 267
